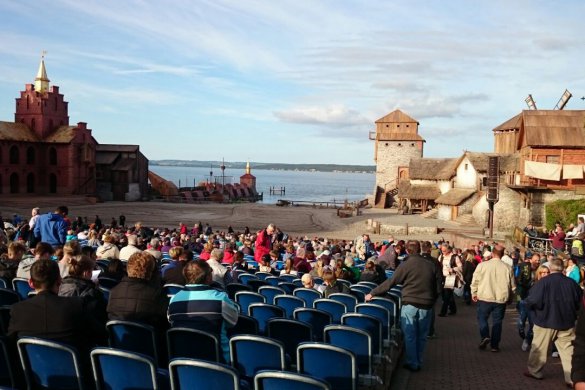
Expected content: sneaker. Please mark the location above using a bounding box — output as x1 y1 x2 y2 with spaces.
426 333 436 339
519 329 526 339
491 347 500 352
521 339 530 352
523 371 544 380
479 337 490 350
552 351 560 358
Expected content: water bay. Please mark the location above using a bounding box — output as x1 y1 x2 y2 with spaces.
150 165 374 204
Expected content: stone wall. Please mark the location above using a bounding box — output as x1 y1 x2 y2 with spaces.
375 141 421 190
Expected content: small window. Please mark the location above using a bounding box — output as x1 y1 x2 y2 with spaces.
406 124 410 128
411 143 415 147
397 124 400 128
398 143 402 147
385 143 389 146
465 163 469 171
386 124 389 128
9 146 19 164
546 155 559 164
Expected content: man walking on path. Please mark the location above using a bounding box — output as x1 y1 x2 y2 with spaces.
524 258 582 386
366 240 442 372
471 246 515 352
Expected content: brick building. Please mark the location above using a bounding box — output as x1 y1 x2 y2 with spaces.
0 58 148 200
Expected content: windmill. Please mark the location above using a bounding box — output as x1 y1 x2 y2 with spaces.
524 89 573 110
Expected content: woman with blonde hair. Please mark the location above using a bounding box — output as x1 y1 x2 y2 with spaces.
199 241 214 261
279 257 297 276
58 240 81 278
96 234 120 260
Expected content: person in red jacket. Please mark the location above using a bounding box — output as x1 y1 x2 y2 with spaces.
254 224 275 262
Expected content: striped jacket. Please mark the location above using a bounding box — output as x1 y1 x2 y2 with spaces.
168 284 238 362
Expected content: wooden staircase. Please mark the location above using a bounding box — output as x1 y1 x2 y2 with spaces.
374 186 398 209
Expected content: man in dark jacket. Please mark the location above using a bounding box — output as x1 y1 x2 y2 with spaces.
366 240 442 372
33 206 68 248
524 259 582 385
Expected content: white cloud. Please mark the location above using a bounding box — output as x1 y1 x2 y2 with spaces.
274 105 370 128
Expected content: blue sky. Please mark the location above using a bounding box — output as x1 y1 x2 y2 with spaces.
0 0 583 165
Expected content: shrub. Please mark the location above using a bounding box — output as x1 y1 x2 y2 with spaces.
545 199 585 230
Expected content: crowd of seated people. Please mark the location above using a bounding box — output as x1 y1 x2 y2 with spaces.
2 208 585 388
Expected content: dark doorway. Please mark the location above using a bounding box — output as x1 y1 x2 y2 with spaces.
49 174 57 194
10 173 19 193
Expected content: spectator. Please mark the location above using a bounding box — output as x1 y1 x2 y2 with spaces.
471 246 516 352
145 237 162 262
58 240 81 278
322 266 350 298
107 252 167 329
366 240 442 372
254 223 275 262
100 258 126 281
0 242 26 282
524 259 582 386
301 273 325 293
162 247 189 285
96 234 120 260
17 242 54 279
119 234 141 261
33 206 69 248
207 249 231 288
168 260 238 363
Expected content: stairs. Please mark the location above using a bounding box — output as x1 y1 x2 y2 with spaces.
420 208 438 219
374 186 398 209
454 214 479 227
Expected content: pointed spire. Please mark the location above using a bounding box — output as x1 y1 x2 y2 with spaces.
34 51 50 93
246 161 251 175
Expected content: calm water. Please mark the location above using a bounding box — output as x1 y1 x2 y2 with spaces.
150 165 375 204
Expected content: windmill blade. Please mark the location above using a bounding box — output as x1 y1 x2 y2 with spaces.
554 89 572 110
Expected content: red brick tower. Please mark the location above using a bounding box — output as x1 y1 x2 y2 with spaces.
14 56 69 139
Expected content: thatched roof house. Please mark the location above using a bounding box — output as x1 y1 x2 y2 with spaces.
408 158 458 180
397 181 440 200
435 188 476 206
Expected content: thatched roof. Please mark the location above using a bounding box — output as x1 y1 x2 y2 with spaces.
493 110 585 148
376 109 418 124
409 158 458 180
435 188 476 206
44 126 77 143
397 181 440 200
463 152 519 173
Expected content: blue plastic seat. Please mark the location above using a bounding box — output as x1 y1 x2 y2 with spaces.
336 279 351 289
258 286 286 305
313 277 324 285
255 272 273 280
356 303 393 346
341 313 383 358
229 335 286 381
0 289 19 306
267 318 312 365
98 286 110 303
227 314 259 338
264 276 281 286
328 293 358 312
235 291 266 315
91 347 167 390
167 328 220 362
98 276 120 290
238 273 258 286
349 289 366 303
248 279 271 292
277 282 296 294
0 306 11 336
297 342 358 390
324 325 381 385
106 320 159 363
369 297 398 327
0 336 15 388
226 283 252 300
279 274 297 283
274 295 305 319
12 278 33 300
356 281 377 289
293 288 322 308
0 279 8 290
17 337 85 390
254 370 331 390
293 308 332 342
292 279 304 288
350 284 372 294
314 299 347 324
248 303 285 334
169 358 241 390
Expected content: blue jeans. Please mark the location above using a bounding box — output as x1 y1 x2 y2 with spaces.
400 304 431 368
517 300 534 342
477 301 506 348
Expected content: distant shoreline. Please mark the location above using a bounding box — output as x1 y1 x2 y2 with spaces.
151 160 375 173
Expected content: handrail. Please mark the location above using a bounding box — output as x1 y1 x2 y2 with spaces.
526 236 575 255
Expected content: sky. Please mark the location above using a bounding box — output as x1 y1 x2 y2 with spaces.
0 0 583 165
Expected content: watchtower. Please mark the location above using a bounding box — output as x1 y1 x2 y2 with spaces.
369 109 425 208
